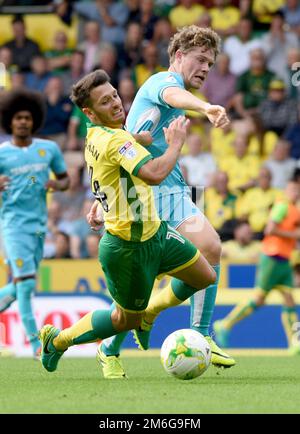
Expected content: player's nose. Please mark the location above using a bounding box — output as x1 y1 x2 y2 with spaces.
202 63 209 73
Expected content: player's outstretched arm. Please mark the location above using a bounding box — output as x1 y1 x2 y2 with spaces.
163 87 230 129
136 116 189 185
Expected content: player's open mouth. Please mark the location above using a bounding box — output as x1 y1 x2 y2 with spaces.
113 109 123 117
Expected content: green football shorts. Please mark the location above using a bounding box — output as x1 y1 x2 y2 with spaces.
99 221 199 312
256 253 294 293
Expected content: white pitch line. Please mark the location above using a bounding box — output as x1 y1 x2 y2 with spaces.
122 348 291 357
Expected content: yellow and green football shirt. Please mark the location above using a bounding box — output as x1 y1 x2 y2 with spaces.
236 187 283 232
85 123 160 242
209 6 240 32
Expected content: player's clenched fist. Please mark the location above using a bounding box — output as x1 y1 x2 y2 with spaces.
163 115 190 152
86 200 104 231
205 104 230 129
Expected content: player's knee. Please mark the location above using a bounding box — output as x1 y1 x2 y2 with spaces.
255 295 265 306
192 266 217 290
283 292 294 307
15 278 35 297
111 309 142 331
201 235 222 265
202 266 217 288
124 314 142 330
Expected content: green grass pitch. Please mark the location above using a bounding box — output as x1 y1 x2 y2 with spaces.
1 353 300 414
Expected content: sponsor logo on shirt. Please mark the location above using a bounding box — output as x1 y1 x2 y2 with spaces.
10 163 48 175
15 258 24 268
118 141 137 159
38 149 46 157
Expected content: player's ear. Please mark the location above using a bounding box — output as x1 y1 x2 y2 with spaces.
175 50 183 63
82 107 94 121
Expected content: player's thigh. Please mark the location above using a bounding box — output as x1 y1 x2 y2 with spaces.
281 261 294 289
165 195 221 264
176 214 221 264
171 254 216 289
2 232 39 278
158 223 215 289
99 231 158 312
275 263 294 300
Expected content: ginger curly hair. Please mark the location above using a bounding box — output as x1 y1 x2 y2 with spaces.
168 25 221 63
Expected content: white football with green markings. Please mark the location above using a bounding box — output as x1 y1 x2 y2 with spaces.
160 329 211 380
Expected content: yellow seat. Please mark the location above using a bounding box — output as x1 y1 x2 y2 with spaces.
0 14 78 52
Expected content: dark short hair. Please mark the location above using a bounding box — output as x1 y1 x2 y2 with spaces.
0 89 46 134
292 168 300 182
234 219 250 232
70 69 110 109
272 10 284 20
72 49 85 58
12 14 24 25
56 231 70 243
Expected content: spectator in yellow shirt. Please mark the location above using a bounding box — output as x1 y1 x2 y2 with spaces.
219 135 261 193
169 0 206 29
222 220 261 262
204 171 237 232
132 42 165 89
0 46 15 90
252 0 285 28
210 123 236 164
236 166 283 237
209 0 240 37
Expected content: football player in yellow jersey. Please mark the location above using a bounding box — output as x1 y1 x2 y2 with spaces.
38 70 217 374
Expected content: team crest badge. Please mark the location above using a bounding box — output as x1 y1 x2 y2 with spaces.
15 258 24 268
38 149 46 157
134 299 145 308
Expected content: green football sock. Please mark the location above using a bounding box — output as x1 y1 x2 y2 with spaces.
281 306 299 346
222 299 258 330
53 309 118 351
101 303 128 356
